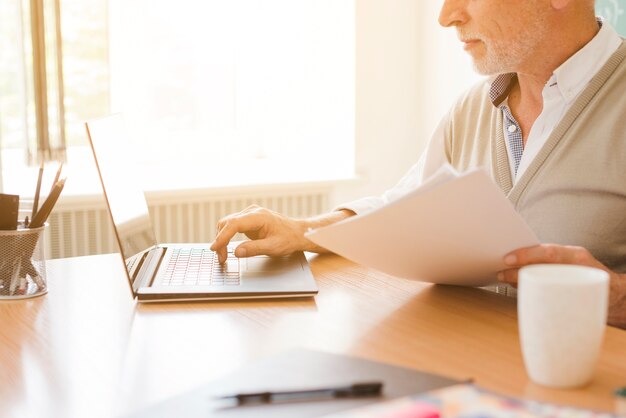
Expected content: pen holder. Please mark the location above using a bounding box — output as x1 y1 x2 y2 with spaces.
0 224 48 299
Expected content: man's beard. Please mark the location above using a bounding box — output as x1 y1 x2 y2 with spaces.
459 21 548 75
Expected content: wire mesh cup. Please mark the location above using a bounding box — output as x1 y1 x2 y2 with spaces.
0 224 48 299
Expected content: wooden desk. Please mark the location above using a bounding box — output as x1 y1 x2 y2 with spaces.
1 253 625 418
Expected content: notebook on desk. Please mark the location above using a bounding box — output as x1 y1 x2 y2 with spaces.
85 115 318 302
124 349 462 418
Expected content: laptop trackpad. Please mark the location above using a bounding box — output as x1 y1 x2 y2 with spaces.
244 256 301 273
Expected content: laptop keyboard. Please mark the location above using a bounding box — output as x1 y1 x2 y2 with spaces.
161 247 241 286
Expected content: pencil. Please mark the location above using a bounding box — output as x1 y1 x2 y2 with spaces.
50 163 63 194
30 178 66 229
31 161 44 220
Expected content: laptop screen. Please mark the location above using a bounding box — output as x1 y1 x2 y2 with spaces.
86 115 158 268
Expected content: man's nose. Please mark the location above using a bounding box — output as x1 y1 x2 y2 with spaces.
439 0 469 28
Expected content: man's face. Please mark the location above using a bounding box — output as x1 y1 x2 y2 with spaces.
439 0 550 75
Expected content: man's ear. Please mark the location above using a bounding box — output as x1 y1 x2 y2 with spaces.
550 0 572 11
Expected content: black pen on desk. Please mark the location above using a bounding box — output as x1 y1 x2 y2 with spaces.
31 161 44 220
29 177 66 229
216 382 383 405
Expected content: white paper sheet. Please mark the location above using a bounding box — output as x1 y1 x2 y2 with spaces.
306 166 540 286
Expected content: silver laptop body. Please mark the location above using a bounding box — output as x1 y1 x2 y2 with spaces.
86 115 318 302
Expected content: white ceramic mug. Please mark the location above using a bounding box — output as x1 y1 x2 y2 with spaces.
518 264 609 388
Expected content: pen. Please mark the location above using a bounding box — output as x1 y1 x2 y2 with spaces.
31 161 44 220
29 178 66 229
217 381 383 405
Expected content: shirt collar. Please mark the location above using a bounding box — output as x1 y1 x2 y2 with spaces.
488 73 516 107
488 18 622 108
553 18 621 103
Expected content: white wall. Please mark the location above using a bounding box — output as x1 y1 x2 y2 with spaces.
331 0 482 207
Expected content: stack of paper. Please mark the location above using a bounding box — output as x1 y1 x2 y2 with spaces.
306 166 539 286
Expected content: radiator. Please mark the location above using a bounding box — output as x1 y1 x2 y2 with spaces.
45 187 330 259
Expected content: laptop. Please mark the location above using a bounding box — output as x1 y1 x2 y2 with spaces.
85 115 318 302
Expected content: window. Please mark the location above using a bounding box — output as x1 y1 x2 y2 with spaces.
0 0 355 194
0 0 28 151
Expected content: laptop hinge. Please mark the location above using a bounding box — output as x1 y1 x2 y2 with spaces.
133 247 166 293
127 251 148 283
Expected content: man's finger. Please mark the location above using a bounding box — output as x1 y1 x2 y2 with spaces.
210 215 263 262
497 268 520 285
215 206 261 236
241 204 261 213
215 214 235 237
503 244 595 268
234 238 284 258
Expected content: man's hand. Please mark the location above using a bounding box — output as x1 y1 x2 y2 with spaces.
496 244 613 286
209 205 354 263
497 244 626 328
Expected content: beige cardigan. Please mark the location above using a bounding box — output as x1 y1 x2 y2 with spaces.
442 41 626 274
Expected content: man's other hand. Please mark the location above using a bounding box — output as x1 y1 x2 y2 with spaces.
496 244 612 286
496 244 626 328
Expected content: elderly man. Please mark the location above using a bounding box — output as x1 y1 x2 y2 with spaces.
210 0 626 327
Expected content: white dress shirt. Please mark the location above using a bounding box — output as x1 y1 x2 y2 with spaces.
339 20 622 215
